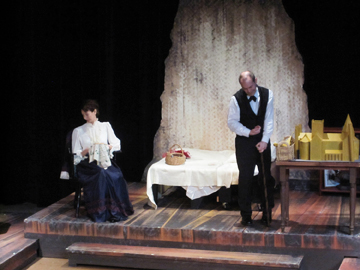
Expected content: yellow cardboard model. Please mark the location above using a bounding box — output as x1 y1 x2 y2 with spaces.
295 115 359 161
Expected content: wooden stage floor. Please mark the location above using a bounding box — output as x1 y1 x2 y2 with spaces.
24 182 360 268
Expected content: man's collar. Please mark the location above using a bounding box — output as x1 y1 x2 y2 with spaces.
247 87 259 99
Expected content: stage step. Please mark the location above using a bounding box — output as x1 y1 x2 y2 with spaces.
339 258 360 270
0 231 38 270
67 242 304 270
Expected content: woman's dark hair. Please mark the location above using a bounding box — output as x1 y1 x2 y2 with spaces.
82 99 100 117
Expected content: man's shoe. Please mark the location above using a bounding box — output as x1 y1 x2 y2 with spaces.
261 211 272 226
241 216 253 226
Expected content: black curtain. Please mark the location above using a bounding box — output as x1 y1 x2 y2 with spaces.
4 0 179 206
282 0 360 128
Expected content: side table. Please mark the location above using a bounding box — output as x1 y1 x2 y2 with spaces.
276 160 359 235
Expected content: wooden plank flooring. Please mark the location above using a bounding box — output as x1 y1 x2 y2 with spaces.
23 182 360 258
1 182 358 269
0 209 39 270
24 258 132 270
338 258 360 270
66 242 304 269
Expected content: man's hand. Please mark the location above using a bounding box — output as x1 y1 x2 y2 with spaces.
256 141 267 153
249 125 261 136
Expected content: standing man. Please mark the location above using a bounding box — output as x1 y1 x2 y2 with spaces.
228 71 274 226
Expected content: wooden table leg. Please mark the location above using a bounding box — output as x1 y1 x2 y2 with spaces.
318 170 324 196
286 173 289 224
279 167 288 232
349 168 356 235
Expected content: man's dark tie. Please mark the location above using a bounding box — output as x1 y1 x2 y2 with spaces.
249 96 256 102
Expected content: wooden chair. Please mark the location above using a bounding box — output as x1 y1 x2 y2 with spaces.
61 130 82 217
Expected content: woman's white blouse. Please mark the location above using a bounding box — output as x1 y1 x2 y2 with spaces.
72 120 121 165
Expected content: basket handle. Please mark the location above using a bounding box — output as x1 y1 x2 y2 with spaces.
169 144 184 153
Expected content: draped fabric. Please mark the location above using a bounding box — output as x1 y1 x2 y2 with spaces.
153 0 309 161
77 160 134 222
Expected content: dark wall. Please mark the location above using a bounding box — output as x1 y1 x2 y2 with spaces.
3 0 359 206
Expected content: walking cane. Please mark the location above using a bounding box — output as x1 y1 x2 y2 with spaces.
260 152 270 226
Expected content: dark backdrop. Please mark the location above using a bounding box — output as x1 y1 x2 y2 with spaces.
5 0 179 206
3 0 359 207
283 0 360 128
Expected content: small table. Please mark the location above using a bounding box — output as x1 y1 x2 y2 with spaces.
276 160 360 235
146 149 242 208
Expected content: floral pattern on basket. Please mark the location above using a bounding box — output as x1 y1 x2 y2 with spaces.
162 149 191 159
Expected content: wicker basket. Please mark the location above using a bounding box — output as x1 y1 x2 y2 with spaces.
276 141 295 161
165 144 186 165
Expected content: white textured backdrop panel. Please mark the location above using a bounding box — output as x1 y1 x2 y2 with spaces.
153 0 309 160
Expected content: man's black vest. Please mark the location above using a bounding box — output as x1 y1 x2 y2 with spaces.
233 86 269 138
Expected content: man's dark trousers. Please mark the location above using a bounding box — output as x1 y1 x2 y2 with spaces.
235 134 274 218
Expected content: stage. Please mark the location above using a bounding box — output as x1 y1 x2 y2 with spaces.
23 182 360 269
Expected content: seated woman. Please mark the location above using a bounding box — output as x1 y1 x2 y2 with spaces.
72 99 134 222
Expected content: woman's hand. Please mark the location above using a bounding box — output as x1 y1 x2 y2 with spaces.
81 148 89 157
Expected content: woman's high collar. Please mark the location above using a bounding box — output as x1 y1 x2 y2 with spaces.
85 119 99 126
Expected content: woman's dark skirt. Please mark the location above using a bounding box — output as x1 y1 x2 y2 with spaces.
77 160 134 222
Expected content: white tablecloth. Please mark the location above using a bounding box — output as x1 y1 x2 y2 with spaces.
146 148 259 208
